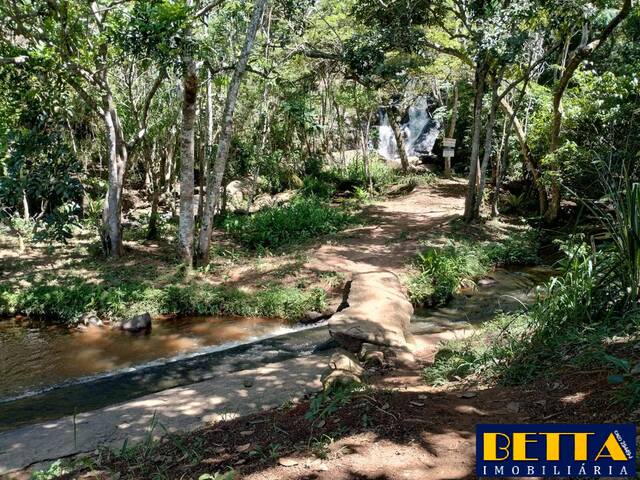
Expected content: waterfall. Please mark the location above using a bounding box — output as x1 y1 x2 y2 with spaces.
378 110 397 160
377 96 440 161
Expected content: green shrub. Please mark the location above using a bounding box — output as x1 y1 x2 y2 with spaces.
3 280 327 323
221 198 356 249
423 240 639 399
408 231 540 306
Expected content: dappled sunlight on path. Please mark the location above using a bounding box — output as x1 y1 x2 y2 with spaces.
0 354 328 475
306 179 465 275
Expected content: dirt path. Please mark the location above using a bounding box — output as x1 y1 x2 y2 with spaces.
306 179 465 275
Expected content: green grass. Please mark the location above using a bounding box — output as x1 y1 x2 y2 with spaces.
0 279 326 324
300 159 435 200
422 239 640 408
407 230 540 306
221 197 357 250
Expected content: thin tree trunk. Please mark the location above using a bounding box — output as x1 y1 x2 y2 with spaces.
463 63 487 222
197 0 268 265
444 82 459 178
178 55 198 266
544 0 631 223
101 99 127 257
388 107 409 173
499 98 548 215
491 117 511 218
474 79 500 219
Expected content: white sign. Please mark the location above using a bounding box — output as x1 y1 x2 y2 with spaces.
442 138 457 148
443 148 455 158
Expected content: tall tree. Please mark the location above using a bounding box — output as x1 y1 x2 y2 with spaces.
196 0 268 265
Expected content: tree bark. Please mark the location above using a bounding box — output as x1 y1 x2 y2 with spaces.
444 82 459 178
473 79 500 219
499 98 548 215
178 56 198 266
463 63 487 222
101 97 127 257
196 0 268 265
387 107 409 173
491 117 511 218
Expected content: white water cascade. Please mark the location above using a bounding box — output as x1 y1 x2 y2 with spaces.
377 96 440 161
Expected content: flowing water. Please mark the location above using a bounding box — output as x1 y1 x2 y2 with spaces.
0 315 300 401
378 96 440 160
0 266 553 431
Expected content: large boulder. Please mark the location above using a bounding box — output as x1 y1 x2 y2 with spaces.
120 312 152 333
226 179 254 212
328 271 413 352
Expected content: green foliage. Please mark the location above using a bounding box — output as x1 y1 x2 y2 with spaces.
424 239 640 407
408 231 540 306
221 198 356 249
305 383 361 422
1 280 326 323
31 460 69 479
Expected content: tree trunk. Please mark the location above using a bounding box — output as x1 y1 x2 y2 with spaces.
196 0 268 265
499 98 548 215
491 117 511 218
388 107 409 173
178 56 198 266
544 0 631 223
101 100 127 257
473 80 500 219
444 82 459 178
463 63 487 222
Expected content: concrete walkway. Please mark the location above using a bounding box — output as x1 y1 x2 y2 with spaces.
0 353 329 476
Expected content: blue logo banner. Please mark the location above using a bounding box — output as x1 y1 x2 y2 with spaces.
476 423 636 477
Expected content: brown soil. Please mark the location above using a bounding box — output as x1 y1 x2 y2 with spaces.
58 337 639 480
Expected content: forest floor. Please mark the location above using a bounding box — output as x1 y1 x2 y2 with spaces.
1 178 474 315
6 177 639 479
53 330 639 480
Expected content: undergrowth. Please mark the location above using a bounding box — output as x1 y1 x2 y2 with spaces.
0 280 326 324
423 240 640 408
300 159 435 200
220 197 357 250
407 230 540 306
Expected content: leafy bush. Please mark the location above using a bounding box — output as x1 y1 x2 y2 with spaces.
221 198 356 249
423 240 639 403
2 280 327 323
408 231 540 306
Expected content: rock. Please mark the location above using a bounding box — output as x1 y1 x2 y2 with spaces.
381 346 416 368
226 179 253 212
242 378 254 388
477 277 497 287
278 457 299 467
387 182 416 197
81 312 103 327
321 368 362 390
301 310 328 325
459 392 477 399
120 312 152 333
359 343 385 367
328 350 364 376
328 271 414 352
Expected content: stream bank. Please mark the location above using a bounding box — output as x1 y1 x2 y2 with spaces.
0 266 549 476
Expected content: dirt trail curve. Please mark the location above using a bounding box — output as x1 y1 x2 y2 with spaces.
306 179 466 275
1 179 468 478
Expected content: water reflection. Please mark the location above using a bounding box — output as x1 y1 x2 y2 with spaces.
0 315 286 399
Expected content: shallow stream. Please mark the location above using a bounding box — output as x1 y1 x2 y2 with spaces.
0 266 552 431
